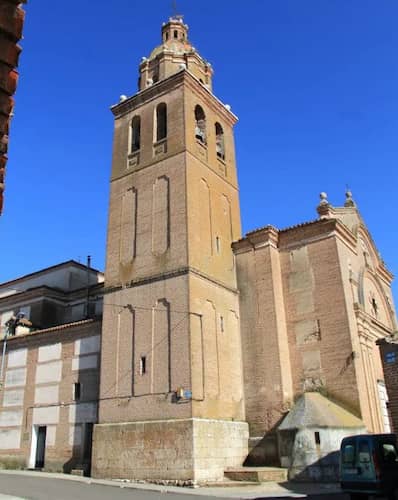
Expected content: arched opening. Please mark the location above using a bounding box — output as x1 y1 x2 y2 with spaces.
195 105 206 144
152 70 159 83
215 122 225 160
156 103 167 142
174 30 178 39
131 115 141 152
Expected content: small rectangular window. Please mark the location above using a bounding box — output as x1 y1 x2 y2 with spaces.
74 382 81 401
386 352 396 364
315 431 321 445
140 356 146 375
215 236 221 254
220 316 224 333
342 444 355 464
358 441 371 463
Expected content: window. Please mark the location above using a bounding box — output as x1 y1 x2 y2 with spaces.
215 236 221 254
174 30 178 39
381 443 398 463
358 441 371 463
156 103 167 142
131 116 141 153
220 316 224 333
315 431 321 445
73 382 81 401
215 122 225 160
165 32 169 41
194 105 206 144
342 444 355 464
140 356 147 375
152 68 159 83
386 352 396 364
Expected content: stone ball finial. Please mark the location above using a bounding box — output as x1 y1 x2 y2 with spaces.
119 95 127 102
317 192 331 218
319 192 329 205
344 189 356 207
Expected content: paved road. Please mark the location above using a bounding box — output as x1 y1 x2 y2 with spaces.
0 473 349 500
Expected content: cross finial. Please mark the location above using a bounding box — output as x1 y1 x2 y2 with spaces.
171 0 183 21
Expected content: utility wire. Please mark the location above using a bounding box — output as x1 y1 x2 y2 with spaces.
101 301 202 316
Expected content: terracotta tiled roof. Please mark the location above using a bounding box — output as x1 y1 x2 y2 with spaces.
241 218 326 241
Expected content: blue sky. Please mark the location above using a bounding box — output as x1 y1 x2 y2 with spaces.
1 1 397 302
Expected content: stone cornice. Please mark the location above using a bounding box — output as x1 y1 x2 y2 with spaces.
111 70 237 127
232 225 279 254
233 218 363 255
354 302 394 338
103 266 238 296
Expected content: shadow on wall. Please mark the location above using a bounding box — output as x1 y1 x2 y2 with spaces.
287 450 341 482
244 414 287 467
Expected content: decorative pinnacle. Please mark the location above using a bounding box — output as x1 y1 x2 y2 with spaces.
317 192 331 219
319 192 329 206
344 189 356 208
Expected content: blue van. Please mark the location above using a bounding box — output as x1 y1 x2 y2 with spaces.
340 434 398 500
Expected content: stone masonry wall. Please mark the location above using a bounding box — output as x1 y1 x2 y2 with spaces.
92 418 248 482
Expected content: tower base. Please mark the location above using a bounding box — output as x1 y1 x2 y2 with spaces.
92 418 248 482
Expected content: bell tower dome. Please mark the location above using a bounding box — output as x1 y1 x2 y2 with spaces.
139 15 213 91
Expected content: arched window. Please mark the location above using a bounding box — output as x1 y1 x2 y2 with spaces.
174 30 178 39
215 122 225 160
156 103 167 142
195 105 206 144
131 115 141 152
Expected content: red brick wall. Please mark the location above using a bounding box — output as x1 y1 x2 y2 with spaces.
378 341 398 432
0 0 26 214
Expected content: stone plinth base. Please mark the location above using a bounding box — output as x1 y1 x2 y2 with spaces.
92 418 249 482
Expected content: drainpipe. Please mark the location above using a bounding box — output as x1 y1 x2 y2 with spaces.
85 255 91 319
0 327 9 388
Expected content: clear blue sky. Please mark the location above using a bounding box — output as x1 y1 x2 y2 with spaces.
1 1 397 303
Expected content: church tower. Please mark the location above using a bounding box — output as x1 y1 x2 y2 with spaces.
92 16 248 482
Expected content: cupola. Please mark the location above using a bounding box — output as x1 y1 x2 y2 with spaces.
138 15 213 92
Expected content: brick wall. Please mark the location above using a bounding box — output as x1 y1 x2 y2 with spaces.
378 340 398 432
0 320 101 472
0 0 26 214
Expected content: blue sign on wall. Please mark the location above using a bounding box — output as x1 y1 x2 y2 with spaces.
385 352 396 364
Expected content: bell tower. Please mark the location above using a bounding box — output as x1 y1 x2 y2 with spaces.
92 16 248 483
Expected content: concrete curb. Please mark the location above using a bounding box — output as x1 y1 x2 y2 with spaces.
0 470 342 498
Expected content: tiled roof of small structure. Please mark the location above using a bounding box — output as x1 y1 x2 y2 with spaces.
241 219 324 241
278 392 365 430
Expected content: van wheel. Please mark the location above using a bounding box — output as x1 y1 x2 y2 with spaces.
350 494 368 500
388 489 398 500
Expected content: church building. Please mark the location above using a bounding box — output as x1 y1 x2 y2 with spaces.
0 15 396 483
